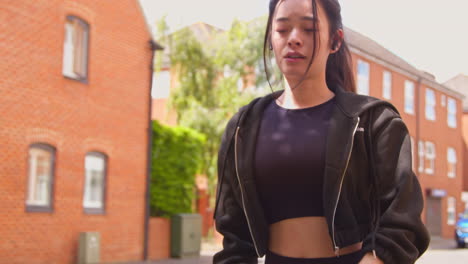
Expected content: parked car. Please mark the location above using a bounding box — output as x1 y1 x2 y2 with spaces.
455 208 468 248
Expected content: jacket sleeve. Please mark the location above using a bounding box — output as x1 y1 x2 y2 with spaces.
361 107 430 264
212 113 258 264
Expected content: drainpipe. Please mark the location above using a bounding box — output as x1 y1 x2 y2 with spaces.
144 39 163 261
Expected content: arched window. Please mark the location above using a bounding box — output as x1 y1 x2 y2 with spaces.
83 152 107 214
26 143 56 212
62 15 89 81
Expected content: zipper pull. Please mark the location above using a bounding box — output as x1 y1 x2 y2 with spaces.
334 246 340 257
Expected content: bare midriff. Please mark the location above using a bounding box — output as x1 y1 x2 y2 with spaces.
268 216 363 258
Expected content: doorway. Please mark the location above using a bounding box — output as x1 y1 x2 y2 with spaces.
426 197 442 236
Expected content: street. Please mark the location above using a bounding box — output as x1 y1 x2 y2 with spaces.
416 236 468 264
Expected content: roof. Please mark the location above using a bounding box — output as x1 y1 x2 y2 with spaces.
444 74 468 111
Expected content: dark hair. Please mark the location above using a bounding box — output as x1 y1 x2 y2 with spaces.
263 0 356 93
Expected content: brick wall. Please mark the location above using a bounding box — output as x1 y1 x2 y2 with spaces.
0 0 153 263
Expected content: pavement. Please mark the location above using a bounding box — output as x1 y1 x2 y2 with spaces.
416 236 468 264
120 236 462 264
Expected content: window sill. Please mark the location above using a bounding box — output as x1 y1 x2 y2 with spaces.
424 170 434 175
63 74 89 84
26 204 53 213
84 207 105 215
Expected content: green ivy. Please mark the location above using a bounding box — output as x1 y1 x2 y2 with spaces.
150 120 206 218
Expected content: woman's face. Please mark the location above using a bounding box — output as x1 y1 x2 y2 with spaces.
271 0 333 82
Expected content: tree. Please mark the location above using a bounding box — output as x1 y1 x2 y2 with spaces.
155 17 269 207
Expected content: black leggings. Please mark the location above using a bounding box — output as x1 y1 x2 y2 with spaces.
265 249 365 264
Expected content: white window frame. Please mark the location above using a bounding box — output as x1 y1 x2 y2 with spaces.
447 147 457 178
447 97 457 128
382 71 392 100
424 141 435 175
418 141 425 173
26 144 55 212
357 59 370 95
447 196 456 225
83 152 107 214
404 80 415 115
62 16 89 81
425 88 436 121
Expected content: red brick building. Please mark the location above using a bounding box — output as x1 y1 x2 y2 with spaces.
346 28 465 238
0 1 160 263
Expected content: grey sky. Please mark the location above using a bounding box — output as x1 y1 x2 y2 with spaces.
139 0 468 83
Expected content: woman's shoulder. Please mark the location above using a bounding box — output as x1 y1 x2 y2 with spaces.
336 90 400 119
227 91 279 123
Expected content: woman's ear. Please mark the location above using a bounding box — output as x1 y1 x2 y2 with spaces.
330 29 344 54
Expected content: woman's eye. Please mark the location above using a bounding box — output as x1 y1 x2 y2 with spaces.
276 29 288 33
305 28 317 32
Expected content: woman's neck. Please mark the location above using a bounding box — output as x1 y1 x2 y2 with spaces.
277 76 335 109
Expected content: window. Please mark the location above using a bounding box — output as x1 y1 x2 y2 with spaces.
418 141 425 173
425 88 436 121
152 71 171 99
404 80 415 115
382 71 392 100
447 97 457 128
83 152 107 214
62 16 89 81
26 144 56 212
425 141 435 174
357 60 370 95
447 197 456 225
447 147 457 178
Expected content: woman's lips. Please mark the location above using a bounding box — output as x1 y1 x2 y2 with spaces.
284 52 306 63
284 57 305 63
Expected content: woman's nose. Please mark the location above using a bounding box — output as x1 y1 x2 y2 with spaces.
288 29 302 47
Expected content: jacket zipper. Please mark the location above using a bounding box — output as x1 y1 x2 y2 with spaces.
234 126 261 257
332 117 360 257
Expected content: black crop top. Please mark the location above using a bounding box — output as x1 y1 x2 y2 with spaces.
254 96 335 225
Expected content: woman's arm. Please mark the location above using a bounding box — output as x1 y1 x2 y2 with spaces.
213 115 258 264
361 107 430 264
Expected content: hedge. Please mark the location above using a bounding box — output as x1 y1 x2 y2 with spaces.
150 120 206 218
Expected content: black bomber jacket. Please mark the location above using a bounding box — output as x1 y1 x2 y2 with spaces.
213 87 430 264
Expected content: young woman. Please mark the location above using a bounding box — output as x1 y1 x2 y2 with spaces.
213 0 430 263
